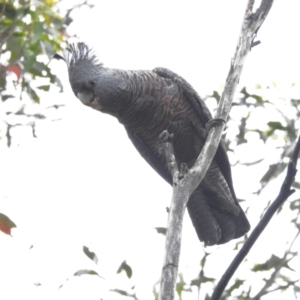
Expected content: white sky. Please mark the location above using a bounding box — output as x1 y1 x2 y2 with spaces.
1 1 300 299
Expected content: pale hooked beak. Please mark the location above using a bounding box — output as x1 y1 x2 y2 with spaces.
76 92 102 110
77 92 94 105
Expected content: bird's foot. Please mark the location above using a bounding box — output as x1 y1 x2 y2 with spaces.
206 118 226 133
159 130 174 143
158 130 179 180
178 163 189 179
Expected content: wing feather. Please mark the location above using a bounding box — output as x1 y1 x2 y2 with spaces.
153 67 237 201
125 127 172 185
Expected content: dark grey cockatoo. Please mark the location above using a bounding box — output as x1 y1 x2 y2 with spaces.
55 43 250 246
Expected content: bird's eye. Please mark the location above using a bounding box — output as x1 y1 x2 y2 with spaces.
89 80 95 85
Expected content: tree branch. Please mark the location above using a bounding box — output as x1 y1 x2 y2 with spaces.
159 1 274 299
187 0 274 193
158 131 189 300
211 135 300 300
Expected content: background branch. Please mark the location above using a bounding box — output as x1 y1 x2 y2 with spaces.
211 134 300 300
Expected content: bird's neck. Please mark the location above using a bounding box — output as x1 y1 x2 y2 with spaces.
114 70 159 129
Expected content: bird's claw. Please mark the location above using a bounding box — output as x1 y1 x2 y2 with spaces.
206 118 226 132
178 163 189 179
159 130 174 143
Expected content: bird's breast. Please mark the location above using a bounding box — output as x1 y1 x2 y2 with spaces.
125 93 206 169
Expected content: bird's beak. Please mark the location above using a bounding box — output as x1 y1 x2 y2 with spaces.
77 92 94 106
76 92 102 111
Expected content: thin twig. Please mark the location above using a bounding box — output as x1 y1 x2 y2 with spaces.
252 279 300 300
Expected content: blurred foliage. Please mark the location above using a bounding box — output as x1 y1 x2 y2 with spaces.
0 0 93 146
0 212 16 235
117 260 133 279
207 85 300 194
83 245 98 264
233 86 299 194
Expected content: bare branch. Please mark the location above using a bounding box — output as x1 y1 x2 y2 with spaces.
189 0 274 193
159 0 274 299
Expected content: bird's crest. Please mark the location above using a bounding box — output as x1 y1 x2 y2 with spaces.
54 42 103 69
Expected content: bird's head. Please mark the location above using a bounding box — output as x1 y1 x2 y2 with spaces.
54 43 104 108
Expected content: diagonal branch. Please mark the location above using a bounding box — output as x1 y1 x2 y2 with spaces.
188 0 274 193
211 135 300 300
159 1 274 299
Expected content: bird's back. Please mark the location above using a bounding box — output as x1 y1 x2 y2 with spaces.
121 69 250 245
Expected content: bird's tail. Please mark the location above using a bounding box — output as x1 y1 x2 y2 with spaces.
187 187 250 246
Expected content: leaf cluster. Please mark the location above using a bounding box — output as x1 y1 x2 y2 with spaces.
0 0 92 146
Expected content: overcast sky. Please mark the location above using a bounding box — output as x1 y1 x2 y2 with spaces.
1 1 300 299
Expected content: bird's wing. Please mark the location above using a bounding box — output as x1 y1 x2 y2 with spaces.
125 128 172 185
153 67 236 200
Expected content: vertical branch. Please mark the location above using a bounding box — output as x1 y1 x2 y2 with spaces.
158 131 189 300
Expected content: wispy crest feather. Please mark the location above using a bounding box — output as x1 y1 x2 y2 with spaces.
62 42 103 68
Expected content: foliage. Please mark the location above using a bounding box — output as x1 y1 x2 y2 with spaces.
0 212 16 235
0 0 93 146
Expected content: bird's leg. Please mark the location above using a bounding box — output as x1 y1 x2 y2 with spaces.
158 130 179 183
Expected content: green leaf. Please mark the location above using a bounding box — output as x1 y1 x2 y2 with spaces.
251 94 263 104
83 246 98 264
32 113 46 119
176 274 192 298
37 85 50 91
0 3 18 19
34 282 41 286
290 199 300 210
0 213 17 235
260 163 287 185
238 87 267 107
294 285 300 295
265 121 287 136
211 90 220 102
73 269 101 277
154 227 166 235
240 158 264 166
225 279 244 295
27 85 40 103
191 276 214 287
110 289 137 298
252 255 282 272
117 260 132 278
1 94 14 101
272 121 286 130
292 182 300 189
